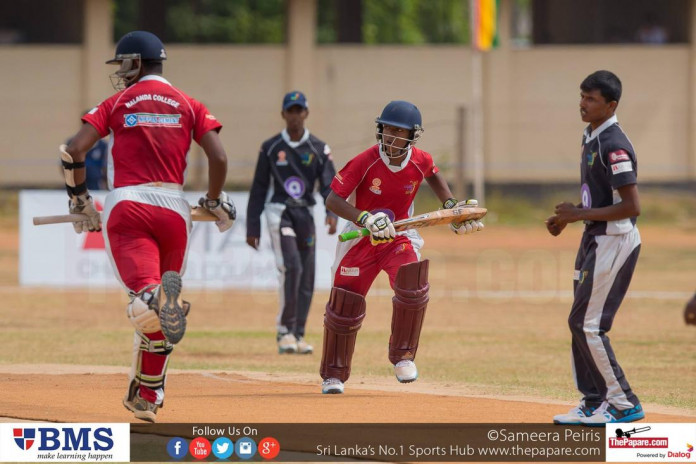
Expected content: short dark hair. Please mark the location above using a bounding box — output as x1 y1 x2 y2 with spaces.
142 60 163 74
580 70 622 103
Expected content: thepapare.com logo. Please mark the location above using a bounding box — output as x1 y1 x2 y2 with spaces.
0 423 130 462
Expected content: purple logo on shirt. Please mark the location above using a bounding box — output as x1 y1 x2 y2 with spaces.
581 183 592 209
284 176 305 199
370 209 395 222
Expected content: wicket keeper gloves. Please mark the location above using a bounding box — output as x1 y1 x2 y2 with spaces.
444 198 485 235
199 192 236 232
358 211 396 246
69 193 101 233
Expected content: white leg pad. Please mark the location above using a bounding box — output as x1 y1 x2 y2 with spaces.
127 297 162 334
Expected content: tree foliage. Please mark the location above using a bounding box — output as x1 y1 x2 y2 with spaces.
114 0 285 43
114 0 470 44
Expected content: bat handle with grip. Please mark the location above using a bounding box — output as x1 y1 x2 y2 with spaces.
33 213 92 226
338 228 370 242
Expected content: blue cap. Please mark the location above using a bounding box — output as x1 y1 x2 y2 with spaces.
282 91 308 110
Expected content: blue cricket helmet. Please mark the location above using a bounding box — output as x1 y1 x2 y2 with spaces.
375 101 424 158
376 100 423 131
106 31 167 64
106 31 166 90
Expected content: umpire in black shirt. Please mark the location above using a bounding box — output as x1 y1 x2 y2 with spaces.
246 91 338 354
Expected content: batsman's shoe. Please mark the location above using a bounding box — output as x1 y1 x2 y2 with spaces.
277 333 298 354
394 360 418 383
123 384 160 423
321 378 344 394
580 401 645 426
553 401 598 425
158 271 186 344
295 337 314 355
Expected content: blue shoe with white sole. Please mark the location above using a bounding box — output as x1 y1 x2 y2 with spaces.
580 401 645 426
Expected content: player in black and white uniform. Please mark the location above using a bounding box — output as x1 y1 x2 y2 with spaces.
547 70 645 426
247 91 337 355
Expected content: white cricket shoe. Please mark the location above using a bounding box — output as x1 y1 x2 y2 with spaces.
321 378 344 394
295 337 314 354
553 401 598 425
394 360 418 383
277 333 298 354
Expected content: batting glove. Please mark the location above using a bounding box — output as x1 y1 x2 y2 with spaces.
447 199 484 235
199 192 236 232
359 211 396 246
69 193 101 234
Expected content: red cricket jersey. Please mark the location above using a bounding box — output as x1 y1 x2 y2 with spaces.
330 145 439 221
82 75 222 188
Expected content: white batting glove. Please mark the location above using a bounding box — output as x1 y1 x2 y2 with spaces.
449 199 484 235
69 193 101 233
199 192 236 232
360 211 396 246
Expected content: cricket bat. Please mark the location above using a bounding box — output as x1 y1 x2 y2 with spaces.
32 206 218 226
338 206 487 242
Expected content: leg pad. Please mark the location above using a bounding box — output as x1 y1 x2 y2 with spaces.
320 287 366 382
389 260 430 365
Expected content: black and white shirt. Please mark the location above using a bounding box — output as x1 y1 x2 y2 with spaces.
246 129 336 238
580 115 638 235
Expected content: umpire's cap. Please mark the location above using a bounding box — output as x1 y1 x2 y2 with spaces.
107 31 167 64
376 101 422 131
282 91 308 110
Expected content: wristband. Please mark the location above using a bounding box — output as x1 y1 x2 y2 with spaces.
356 211 370 225
443 198 457 209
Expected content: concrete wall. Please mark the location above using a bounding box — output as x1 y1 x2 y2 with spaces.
0 43 692 186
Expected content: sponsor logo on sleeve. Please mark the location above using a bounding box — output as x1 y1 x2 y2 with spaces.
611 161 633 175
609 150 630 163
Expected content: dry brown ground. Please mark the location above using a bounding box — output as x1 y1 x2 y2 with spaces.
1 221 694 424
1 366 693 424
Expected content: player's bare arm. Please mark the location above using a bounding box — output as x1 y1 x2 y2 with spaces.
326 190 363 222
554 183 640 224
424 172 455 204
198 130 236 233
198 130 227 200
65 123 101 187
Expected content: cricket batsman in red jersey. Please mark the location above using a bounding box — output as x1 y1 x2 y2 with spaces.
60 31 235 421
319 101 484 394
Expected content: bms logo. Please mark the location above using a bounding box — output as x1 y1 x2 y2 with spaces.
13 428 35 450
12 427 113 451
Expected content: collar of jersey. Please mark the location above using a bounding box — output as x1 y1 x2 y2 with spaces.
281 128 310 148
137 75 172 85
379 144 412 172
584 115 618 142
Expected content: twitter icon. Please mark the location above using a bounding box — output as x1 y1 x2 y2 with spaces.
212 437 234 459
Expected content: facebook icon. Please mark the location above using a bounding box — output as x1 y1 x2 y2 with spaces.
167 437 188 459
